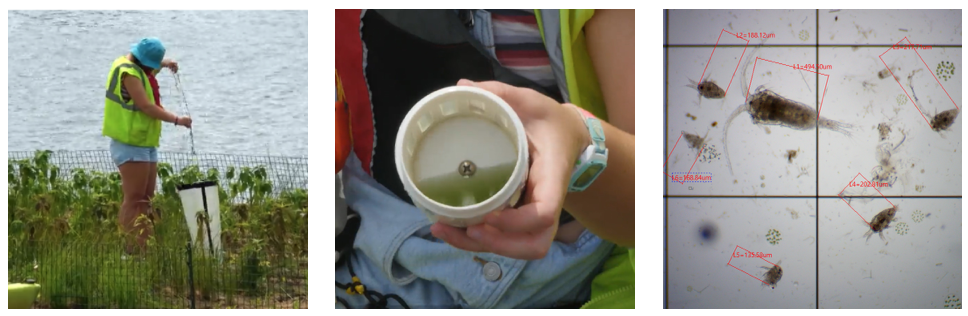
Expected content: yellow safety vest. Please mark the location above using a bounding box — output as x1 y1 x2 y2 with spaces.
102 56 162 147
535 9 608 122
535 10 633 309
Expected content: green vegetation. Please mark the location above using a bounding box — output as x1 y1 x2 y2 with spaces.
8 150 308 308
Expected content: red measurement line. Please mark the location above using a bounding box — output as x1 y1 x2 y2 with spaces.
880 37 959 131
722 35 750 97
743 57 830 117
663 133 685 185
726 245 775 287
818 74 830 120
684 144 704 184
745 58 758 102
839 172 896 228
881 39 930 129
699 29 726 84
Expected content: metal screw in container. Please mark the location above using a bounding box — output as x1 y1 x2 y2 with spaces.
459 160 476 177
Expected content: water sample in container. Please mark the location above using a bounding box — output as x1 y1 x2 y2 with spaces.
395 86 529 227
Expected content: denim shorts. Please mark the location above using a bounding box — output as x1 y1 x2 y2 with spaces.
109 139 158 166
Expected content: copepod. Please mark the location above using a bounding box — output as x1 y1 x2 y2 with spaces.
682 130 710 151
686 77 726 106
863 206 899 244
761 260 783 289
723 86 855 175
930 108 959 132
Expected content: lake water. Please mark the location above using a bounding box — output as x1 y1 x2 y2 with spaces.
7 10 308 157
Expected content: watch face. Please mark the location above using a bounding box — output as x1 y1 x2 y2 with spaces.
575 164 604 188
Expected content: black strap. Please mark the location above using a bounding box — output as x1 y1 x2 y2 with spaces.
335 207 361 267
336 251 412 309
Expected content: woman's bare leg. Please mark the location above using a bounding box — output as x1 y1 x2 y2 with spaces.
119 162 152 254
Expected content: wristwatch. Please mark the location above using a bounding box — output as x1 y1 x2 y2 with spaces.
568 105 608 192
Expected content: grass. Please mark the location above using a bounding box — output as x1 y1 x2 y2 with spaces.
8 150 308 309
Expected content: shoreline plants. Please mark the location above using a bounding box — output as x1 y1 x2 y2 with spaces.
8 150 308 309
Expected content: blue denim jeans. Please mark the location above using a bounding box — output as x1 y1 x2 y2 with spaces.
336 154 612 308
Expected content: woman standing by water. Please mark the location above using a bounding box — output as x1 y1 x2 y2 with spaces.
102 37 192 254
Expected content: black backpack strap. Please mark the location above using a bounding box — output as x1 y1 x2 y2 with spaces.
336 207 361 267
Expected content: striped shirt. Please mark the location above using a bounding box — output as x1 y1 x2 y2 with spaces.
484 9 560 99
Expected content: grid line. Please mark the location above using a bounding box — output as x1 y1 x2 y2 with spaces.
665 10 962 309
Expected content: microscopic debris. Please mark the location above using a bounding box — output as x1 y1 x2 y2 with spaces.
686 113 698 120
877 122 892 141
761 183 765 188
760 175 766 180
687 285 693 292
785 149 798 163
899 28 908 32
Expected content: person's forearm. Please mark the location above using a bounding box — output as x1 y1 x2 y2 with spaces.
563 121 635 247
140 104 177 123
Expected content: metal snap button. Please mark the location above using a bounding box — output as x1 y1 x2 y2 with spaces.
483 261 502 282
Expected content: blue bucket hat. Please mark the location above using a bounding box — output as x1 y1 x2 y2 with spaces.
130 37 166 69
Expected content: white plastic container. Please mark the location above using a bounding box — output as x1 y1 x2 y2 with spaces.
395 86 529 227
177 181 222 255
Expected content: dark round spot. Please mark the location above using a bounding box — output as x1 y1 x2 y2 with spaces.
699 222 718 242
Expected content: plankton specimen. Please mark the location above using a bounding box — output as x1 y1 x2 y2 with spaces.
761 260 783 289
863 206 899 244
682 130 709 150
686 77 726 104
723 86 854 175
930 108 959 132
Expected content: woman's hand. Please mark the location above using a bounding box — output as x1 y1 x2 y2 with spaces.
430 79 590 260
161 58 179 74
176 116 192 128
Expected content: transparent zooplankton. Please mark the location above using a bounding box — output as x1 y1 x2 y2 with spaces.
723 86 853 175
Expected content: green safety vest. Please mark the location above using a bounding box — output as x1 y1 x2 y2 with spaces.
102 56 162 147
535 9 634 309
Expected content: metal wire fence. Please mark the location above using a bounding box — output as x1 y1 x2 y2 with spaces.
7 150 308 196
7 150 309 308
8 241 308 309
